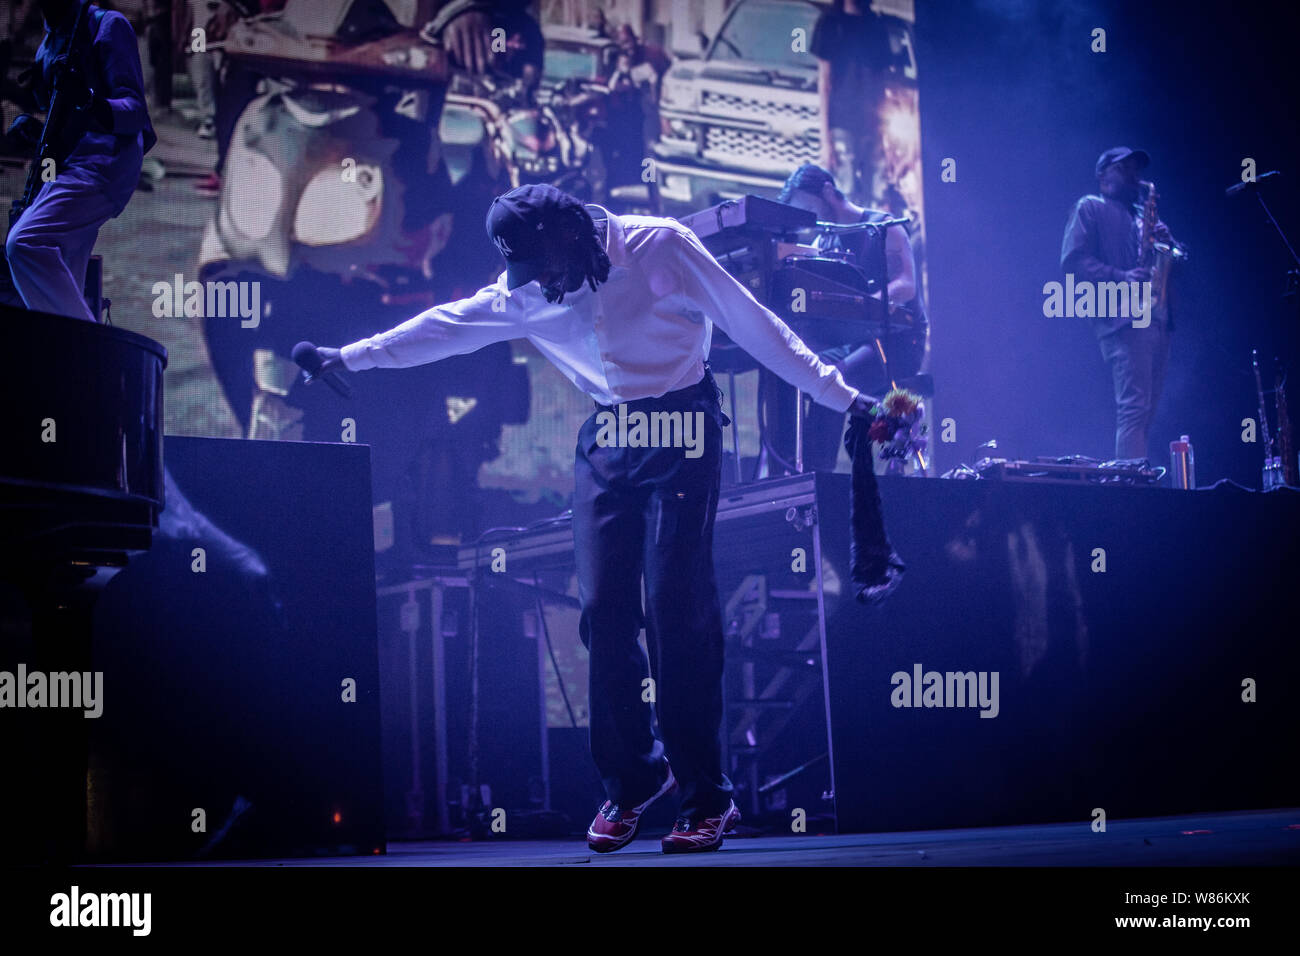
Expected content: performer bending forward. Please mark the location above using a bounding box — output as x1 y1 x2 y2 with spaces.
316 184 891 854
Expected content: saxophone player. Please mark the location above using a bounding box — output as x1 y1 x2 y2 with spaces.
1061 147 1181 461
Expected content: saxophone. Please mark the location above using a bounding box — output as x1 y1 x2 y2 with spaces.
1138 180 1188 313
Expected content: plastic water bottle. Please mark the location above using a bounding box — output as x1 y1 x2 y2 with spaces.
1169 435 1195 489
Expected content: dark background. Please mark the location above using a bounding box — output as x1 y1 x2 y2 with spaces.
918 0 1299 482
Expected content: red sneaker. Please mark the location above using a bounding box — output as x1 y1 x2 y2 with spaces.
586 762 677 853
194 172 222 195
660 801 741 854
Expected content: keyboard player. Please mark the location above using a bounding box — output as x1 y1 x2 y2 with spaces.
771 162 924 473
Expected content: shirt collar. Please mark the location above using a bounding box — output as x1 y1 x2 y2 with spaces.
583 203 626 266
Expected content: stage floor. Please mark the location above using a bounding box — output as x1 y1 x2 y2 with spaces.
124 808 1300 867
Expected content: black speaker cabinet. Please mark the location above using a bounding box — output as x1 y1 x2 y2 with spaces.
2 437 387 862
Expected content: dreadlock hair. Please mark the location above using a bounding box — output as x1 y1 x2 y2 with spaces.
543 201 612 304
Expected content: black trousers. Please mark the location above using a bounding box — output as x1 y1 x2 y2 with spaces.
572 369 734 821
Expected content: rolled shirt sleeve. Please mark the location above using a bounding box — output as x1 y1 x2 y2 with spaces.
672 228 858 412
341 281 525 371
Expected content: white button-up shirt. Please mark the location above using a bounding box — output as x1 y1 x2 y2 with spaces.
341 205 859 413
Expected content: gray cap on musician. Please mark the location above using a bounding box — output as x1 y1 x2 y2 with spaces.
1095 147 1150 177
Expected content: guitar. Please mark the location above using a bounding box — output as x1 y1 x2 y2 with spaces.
9 0 98 229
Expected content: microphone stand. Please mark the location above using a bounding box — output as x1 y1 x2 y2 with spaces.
1247 185 1300 314
814 215 912 236
1238 179 1299 487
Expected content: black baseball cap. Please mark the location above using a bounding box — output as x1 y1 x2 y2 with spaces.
1095 147 1150 177
486 184 581 290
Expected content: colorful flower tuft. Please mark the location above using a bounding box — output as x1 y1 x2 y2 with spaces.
862 387 927 473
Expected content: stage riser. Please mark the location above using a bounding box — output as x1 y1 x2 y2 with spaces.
815 474 1300 832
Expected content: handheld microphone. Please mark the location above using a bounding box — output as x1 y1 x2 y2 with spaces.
292 341 352 398
1226 170 1280 197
